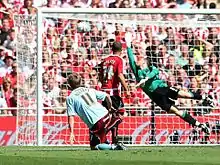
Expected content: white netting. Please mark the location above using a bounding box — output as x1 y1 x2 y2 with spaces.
15 12 220 146
14 15 37 145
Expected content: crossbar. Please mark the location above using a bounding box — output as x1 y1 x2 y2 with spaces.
39 8 220 15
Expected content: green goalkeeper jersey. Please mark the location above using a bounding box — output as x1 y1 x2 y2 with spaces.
127 47 168 98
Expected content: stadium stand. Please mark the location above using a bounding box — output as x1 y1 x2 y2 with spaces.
0 0 219 117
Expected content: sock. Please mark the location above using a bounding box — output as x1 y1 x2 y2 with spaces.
111 127 118 144
95 143 113 150
189 92 202 100
181 111 199 126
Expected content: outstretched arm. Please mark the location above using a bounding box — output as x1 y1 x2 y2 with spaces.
127 47 139 79
66 97 76 144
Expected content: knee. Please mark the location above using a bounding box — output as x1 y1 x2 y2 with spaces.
178 90 191 98
168 105 181 116
161 104 173 113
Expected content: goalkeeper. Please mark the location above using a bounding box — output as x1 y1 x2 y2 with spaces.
126 44 214 134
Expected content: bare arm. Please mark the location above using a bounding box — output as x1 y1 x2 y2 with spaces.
68 116 76 144
68 116 74 134
118 73 129 92
104 94 112 111
199 38 214 50
66 97 76 143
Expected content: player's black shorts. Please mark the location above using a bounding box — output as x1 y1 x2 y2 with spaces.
151 86 179 112
102 95 125 115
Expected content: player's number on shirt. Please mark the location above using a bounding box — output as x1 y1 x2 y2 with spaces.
81 92 95 106
103 65 114 82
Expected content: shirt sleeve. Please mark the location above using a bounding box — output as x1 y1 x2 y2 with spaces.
117 57 123 75
94 89 107 101
127 47 138 79
66 97 77 116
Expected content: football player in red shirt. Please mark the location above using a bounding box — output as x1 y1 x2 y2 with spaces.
99 41 129 97
89 42 130 149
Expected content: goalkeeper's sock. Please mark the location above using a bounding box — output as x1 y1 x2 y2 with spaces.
95 143 113 150
189 92 202 100
181 111 200 127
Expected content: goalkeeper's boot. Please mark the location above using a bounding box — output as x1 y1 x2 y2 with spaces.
114 142 127 150
199 123 211 135
202 95 215 108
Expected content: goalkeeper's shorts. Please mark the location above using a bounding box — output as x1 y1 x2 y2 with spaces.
151 86 179 112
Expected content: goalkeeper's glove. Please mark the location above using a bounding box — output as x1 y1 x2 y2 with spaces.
136 77 149 88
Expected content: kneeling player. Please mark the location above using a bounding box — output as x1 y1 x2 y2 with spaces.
66 73 125 150
127 45 214 134
90 95 125 150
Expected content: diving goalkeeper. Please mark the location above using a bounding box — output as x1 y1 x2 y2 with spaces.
126 44 214 134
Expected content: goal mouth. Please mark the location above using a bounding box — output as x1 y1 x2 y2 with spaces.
13 9 220 146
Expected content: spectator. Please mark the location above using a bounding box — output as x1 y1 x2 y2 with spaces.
43 78 60 101
3 29 15 52
190 37 213 65
89 69 101 90
183 28 195 49
208 53 219 76
0 52 15 79
177 44 189 67
176 0 192 9
71 50 84 73
1 77 13 107
43 72 51 91
183 53 202 77
42 50 52 68
176 67 190 88
47 53 61 81
5 62 25 88
53 85 68 114
157 45 169 67
60 60 72 84
0 17 11 45
20 0 37 15
8 88 17 116
108 0 122 8
165 54 176 75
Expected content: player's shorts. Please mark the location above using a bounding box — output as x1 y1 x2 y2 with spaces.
89 113 122 149
102 95 125 115
151 86 179 112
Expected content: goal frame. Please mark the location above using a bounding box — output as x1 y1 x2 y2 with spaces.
36 8 220 146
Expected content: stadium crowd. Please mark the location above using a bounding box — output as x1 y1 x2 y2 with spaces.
0 0 219 116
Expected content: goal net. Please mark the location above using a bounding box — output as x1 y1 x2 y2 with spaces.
14 9 220 146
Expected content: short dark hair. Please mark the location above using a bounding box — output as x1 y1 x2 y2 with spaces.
112 42 122 53
67 73 82 90
209 2 216 9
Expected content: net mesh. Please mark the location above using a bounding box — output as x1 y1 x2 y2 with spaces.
15 12 220 145
14 15 37 145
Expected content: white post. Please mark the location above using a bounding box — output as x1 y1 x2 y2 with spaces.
36 9 43 146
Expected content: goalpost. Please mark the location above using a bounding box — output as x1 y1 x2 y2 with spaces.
14 8 220 146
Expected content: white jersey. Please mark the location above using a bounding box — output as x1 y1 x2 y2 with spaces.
66 87 108 129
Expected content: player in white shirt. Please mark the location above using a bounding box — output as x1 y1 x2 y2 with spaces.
66 73 126 150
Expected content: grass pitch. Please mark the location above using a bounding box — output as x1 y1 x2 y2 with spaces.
0 146 220 165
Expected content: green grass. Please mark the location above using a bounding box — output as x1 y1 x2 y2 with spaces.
0 146 220 165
